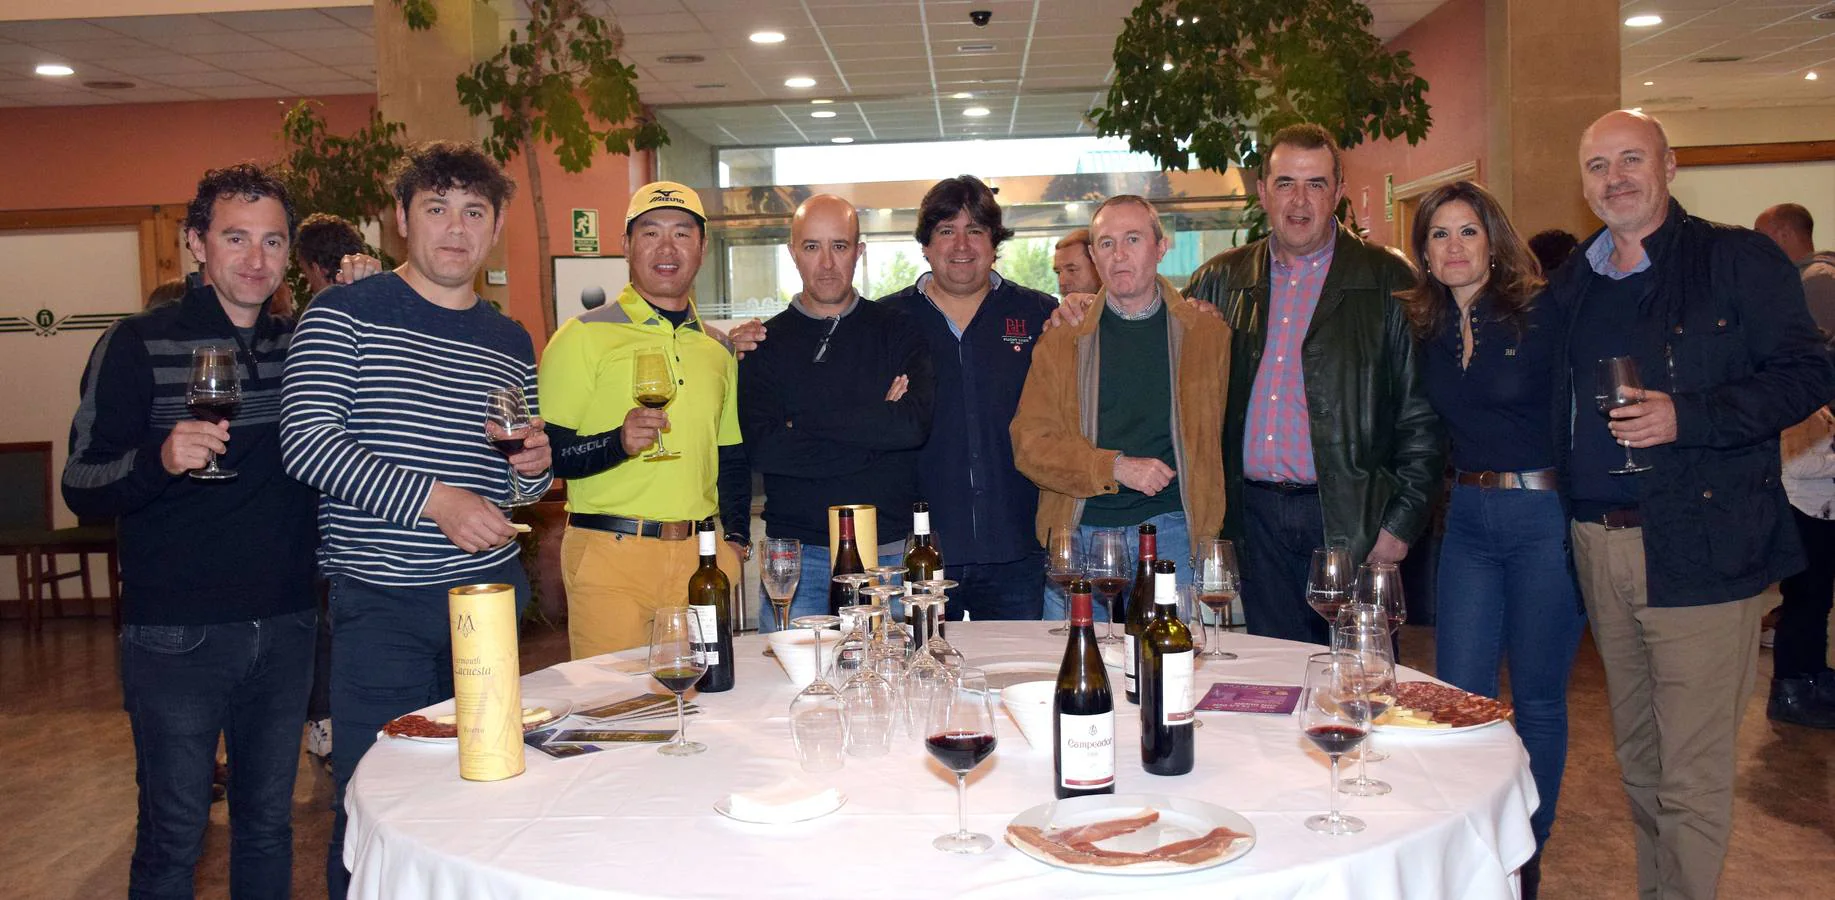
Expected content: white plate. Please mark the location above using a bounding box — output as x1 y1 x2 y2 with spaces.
969 656 1062 691
713 792 846 824
388 697 575 744
1374 714 1507 736
1006 793 1256 875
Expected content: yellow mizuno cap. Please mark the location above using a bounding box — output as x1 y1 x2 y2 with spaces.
625 181 707 228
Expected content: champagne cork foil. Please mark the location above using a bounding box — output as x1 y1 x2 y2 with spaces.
449 583 526 782
826 504 877 572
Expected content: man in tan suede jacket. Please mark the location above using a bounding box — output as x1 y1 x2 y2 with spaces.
1011 194 1231 626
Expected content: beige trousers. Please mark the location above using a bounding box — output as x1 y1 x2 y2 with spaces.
1570 522 1764 900
561 525 741 660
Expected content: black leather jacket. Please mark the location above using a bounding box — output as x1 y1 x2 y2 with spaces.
1550 198 1834 605
1185 225 1445 562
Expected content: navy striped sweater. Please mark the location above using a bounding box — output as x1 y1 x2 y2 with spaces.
280 273 551 586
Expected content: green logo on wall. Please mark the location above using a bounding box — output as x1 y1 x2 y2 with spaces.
0 308 130 337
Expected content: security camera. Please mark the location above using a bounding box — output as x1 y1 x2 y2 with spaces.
970 10 992 26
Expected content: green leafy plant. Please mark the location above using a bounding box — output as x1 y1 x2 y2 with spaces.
865 248 921 300
275 101 408 305
998 238 1058 296
1091 0 1431 239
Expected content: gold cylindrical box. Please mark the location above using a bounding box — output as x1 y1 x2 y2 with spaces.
826 504 877 573
449 583 525 782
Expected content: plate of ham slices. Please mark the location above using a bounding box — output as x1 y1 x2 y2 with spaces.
1005 794 1256 875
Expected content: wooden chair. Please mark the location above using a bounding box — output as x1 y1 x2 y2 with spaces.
0 441 118 630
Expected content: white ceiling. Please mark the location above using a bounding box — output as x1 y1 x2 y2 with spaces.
1621 0 1835 110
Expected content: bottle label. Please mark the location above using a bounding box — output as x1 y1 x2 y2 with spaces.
1123 633 1137 691
697 528 716 556
1161 650 1195 726
913 510 931 535
689 604 720 666
1058 711 1116 790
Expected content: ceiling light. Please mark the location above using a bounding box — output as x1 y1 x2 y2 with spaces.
1625 15 1663 28
810 98 833 104
810 110 836 118
962 106 990 117
785 76 816 88
35 63 74 77
749 31 785 44
1808 71 1821 81
693 82 727 89
831 137 854 144
1643 80 1655 86
658 54 705 64
951 92 973 99
1176 18 1184 26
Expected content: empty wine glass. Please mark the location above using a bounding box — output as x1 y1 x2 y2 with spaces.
1306 545 1354 625
647 607 708 757
186 347 242 481
485 386 539 506
1299 651 1372 835
840 608 896 757
832 572 873 614
760 539 802 633
789 614 845 772
915 582 963 669
1045 528 1084 635
1195 538 1241 660
1596 356 1653 474
631 346 679 461
1085 528 1130 645
1334 624 1395 796
924 667 998 854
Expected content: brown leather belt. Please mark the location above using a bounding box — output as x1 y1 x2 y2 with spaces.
1454 469 1558 491
568 513 695 541
1596 508 1643 530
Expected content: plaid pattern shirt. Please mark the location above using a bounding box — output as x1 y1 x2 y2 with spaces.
1242 241 1335 482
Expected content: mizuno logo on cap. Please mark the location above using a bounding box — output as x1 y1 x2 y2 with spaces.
651 189 683 202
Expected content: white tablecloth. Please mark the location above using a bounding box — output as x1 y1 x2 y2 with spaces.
345 622 1537 899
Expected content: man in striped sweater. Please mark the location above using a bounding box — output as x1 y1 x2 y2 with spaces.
279 141 552 900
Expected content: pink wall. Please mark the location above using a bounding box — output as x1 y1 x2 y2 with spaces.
1340 0 1488 249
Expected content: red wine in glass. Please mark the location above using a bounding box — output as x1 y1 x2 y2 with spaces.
490 436 526 456
1304 723 1368 756
926 730 997 773
187 397 239 425
651 666 704 694
1092 575 1128 622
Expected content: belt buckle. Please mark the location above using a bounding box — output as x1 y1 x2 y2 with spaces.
1477 471 1499 489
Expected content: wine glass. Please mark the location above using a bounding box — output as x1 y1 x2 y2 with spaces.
186 347 242 481
485 386 539 505
915 582 964 669
1084 528 1130 644
631 346 679 461
760 539 802 633
1596 356 1653 475
1353 562 1406 634
840 607 897 757
1333 624 1395 796
1045 528 1085 636
789 614 846 772
1299 651 1372 835
1306 546 1353 625
924 667 998 854
1195 538 1241 660
647 607 708 757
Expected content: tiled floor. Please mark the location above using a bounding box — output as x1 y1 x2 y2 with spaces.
1 603 1829 899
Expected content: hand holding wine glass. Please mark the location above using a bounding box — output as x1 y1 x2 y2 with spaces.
647 607 708 757
1299 651 1372 835
631 347 680 461
485 386 540 506
185 347 242 481
1596 356 1653 474
925 667 999 854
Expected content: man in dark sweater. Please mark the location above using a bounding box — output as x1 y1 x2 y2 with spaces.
739 195 934 629
64 165 319 899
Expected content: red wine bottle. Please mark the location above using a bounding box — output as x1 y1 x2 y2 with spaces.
1053 578 1116 799
687 519 734 693
827 507 865 615
1123 524 1157 705
1139 559 1195 776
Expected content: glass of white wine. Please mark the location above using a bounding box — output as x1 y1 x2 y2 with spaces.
631 346 679 461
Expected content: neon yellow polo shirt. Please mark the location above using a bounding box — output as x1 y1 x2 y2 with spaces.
538 285 740 520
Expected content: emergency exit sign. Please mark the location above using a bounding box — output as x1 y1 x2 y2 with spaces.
572 209 600 255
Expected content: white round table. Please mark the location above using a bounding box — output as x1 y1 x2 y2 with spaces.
344 622 1538 899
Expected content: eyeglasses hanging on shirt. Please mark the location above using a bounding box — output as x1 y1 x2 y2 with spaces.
812 315 841 363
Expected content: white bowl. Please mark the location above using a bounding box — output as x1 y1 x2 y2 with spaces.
765 630 844 688
1000 680 1056 750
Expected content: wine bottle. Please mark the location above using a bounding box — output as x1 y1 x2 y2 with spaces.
687 519 735 693
1139 559 1195 775
904 500 943 590
1122 523 1158 705
828 507 865 615
1053 578 1116 799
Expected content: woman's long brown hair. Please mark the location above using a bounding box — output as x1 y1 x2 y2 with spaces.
1396 180 1545 341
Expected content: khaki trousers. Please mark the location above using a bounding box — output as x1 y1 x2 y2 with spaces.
1570 522 1763 900
561 525 742 660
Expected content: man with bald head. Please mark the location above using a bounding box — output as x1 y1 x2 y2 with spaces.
739 194 934 627
1548 110 1833 900
1755 203 1835 339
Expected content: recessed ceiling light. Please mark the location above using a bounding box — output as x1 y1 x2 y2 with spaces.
1643 80 1655 86
35 63 74 77
750 31 785 44
957 43 996 53
810 98 833 104
658 54 705 65
831 137 854 144
951 92 973 99
962 106 990 117
810 110 836 118
785 76 816 88
1809 71 1821 81
1625 15 1663 28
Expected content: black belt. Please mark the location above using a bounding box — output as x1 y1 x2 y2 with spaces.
1246 480 1319 495
1584 508 1643 530
1454 469 1558 491
568 513 695 541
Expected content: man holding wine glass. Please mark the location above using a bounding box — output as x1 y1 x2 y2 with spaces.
537 181 751 658
65 165 320 899
1548 110 1835 900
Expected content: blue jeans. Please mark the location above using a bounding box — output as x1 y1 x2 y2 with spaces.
1240 484 1329 644
1043 510 1193 623
120 607 317 900
1434 483 1585 847
325 559 529 900
756 542 905 633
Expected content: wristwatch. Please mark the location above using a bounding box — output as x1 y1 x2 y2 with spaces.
725 533 751 560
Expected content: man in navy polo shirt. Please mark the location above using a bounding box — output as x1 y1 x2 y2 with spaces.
879 175 1058 619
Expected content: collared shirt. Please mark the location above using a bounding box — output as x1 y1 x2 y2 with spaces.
1584 230 1653 280
1419 293 1559 473
917 270 1005 339
537 284 740 520
1242 239 1335 482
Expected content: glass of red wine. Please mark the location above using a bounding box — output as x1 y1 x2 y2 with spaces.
485 386 539 506
1305 545 1353 625
186 347 241 481
1045 528 1084 636
647 607 708 757
1596 356 1653 474
1196 538 1241 660
924 666 998 853
1085 528 1130 645
1299 651 1372 835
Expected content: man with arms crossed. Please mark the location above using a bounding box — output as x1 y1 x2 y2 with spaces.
539 181 750 656
740 194 932 627
1551 111 1832 900
66 164 319 898
280 141 552 899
